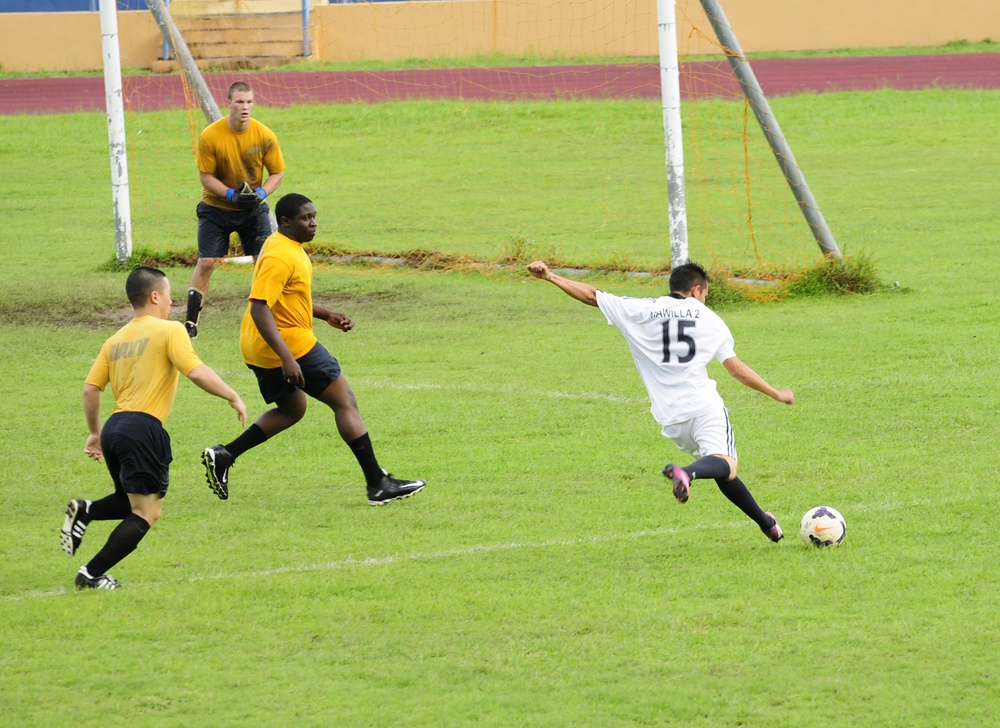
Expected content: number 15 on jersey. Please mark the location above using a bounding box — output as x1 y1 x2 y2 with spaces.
662 320 697 363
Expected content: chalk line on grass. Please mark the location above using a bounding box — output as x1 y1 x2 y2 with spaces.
6 497 956 602
6 524 710 602
356 379 647 405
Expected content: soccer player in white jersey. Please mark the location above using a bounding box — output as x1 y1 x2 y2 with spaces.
527 260 794 542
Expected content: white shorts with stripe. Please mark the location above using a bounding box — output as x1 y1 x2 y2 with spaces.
660 406 737 461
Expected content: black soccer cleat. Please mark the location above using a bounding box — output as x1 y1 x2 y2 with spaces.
60 498 91 556
663 463 691 503
185 321 198 339
75 566 122 590
761 511 784 543
368 470 426 506
202 444 234 500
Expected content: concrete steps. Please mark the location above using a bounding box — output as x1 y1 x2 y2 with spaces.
154 12 304 72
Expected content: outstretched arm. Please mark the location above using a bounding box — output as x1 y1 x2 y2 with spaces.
526 261 598 307
187 365 248 427
722 356 795 405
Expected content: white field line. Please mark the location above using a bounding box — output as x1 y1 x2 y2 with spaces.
8 497 964 602
10 523 712 602
354 379 647 405
188 525 705 582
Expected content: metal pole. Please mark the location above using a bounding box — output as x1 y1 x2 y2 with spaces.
147 0 221 123
698 0 843 259
99 0 133 263
162 0 171 62
302 0 311 58
657 0 689 268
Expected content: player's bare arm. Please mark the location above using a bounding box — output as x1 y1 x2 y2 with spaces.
314 304 354 332
250 299 305 387
262 170 284 197
526 260 598 307
186 365 248 427
722 356 795 405
82 383 103 463
199 171 231 199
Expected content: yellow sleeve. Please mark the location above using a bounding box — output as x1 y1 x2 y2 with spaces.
263 127 286 175
84 343 111 391
197 126 218 175
248 254 293 308
166 322 205 377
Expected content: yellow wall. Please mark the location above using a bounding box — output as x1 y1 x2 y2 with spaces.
313 0 1000 61
1 0 997 73
170 0 301 16
0 11 162 73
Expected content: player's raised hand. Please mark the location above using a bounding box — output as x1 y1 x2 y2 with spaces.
527 261 550 279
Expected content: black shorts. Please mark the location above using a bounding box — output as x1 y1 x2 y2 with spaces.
196 201 273 258
247 342 343 404
100 412 172 497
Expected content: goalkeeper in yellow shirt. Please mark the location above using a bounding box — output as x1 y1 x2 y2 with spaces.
61 266 246 589
185 80 286 338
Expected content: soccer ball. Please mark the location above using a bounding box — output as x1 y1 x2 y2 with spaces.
799 506 846 547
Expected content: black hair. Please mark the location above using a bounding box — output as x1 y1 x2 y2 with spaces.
669 262 709 294
274 193 313 225
125 266 167 307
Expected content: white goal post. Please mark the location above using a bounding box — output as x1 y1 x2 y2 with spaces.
658 0 843 266
99 0 132 263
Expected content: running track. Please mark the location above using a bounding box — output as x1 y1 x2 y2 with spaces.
2 53 998 115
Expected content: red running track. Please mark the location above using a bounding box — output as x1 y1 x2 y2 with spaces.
1 53 998 115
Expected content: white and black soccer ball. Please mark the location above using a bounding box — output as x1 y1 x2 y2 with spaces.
799 506 846 547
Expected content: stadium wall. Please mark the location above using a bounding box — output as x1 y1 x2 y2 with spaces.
0 0 997 73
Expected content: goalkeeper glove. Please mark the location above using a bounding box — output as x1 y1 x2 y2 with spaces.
255 187 267 200
233 182 262 211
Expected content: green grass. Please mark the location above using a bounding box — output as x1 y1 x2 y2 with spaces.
2 84 999 726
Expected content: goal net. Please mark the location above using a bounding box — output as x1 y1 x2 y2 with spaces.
119 0 826 276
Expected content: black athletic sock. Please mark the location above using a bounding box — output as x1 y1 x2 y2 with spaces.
225 423 269 460
347 432 383 487
715 477 771 528
686 455 731 481
186 288 203 325
86 513 151 576
87 492 131 521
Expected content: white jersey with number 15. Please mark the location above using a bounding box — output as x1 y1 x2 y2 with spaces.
596 290 736 426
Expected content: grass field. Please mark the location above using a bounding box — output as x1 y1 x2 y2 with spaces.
1 82 999 726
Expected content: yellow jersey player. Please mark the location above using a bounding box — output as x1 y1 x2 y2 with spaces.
201 193 426 506
185 80 286 338
61 266 246 589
